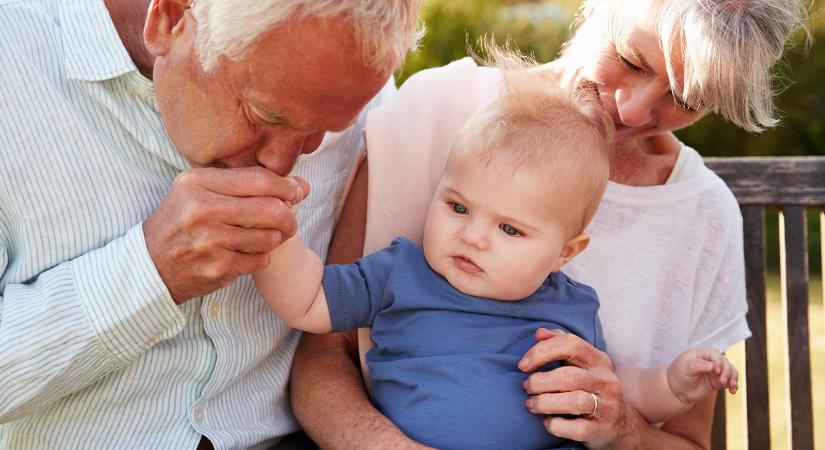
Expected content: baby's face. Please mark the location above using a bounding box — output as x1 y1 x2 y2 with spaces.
422 154 579 301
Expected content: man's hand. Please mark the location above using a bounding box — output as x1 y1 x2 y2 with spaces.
143 166 309 303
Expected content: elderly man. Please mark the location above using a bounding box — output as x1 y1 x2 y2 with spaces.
0 0 420 448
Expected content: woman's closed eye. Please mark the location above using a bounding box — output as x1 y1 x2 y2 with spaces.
499 223 520 236
617 53 642 73
449 201 468 215
673 95 700 113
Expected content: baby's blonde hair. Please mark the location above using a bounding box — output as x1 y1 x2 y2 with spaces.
452 46 613 233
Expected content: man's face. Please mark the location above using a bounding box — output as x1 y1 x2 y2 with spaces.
150 10 391 175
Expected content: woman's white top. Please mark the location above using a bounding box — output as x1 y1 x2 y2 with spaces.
364 58 749 369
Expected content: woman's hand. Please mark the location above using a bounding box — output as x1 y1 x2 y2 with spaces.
519 328 642 449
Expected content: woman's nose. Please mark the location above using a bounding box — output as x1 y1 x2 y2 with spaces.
615 84 659 128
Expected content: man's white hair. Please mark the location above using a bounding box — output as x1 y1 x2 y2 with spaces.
190 0 423 72
656 0 809 132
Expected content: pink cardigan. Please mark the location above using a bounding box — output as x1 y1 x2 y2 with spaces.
364 58 487 253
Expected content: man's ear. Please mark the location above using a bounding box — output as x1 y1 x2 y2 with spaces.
549 233 590 272
144 0 192 57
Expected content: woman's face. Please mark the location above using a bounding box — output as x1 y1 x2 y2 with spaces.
560 0 707 144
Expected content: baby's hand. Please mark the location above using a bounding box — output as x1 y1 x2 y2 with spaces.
667 347 739 406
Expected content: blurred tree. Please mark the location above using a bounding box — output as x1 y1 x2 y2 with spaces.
401 0 825 158
399 0 581 83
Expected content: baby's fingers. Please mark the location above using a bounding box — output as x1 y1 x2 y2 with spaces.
687 357 715 376
720 362 740 394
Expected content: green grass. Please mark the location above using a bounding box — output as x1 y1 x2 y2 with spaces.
725 274 824 449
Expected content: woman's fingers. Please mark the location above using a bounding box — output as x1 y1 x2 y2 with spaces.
534 327 565 341
544 416 597 443
526 390 596 416
519 332 612 372
523 365 594 395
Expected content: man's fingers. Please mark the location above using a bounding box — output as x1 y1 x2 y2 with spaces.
293 176 311 202
187 166 306 201
231 252 272 276
213 194 297 232
213 225 283 254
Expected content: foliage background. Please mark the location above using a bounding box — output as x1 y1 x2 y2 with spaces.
399 0 825 157
398 0 825 270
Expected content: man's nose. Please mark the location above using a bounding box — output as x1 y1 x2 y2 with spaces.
301 131 326 154
256 131 326 176
460 220 490 250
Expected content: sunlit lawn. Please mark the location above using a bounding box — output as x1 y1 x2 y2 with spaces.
725 274 824 449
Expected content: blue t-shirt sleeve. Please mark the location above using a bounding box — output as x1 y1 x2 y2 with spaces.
322 238 409 332
593 312 607 353
578 282 608 354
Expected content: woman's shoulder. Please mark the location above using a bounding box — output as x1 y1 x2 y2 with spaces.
364 57 502 177
683 146 743 223
604 144 741 222
398 57 496 96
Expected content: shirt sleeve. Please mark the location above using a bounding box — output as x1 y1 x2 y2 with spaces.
593 312 608 354
0 223 185 423
687 205 751 352
322 238 408 332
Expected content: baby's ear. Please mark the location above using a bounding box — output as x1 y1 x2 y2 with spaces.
549 233 590 272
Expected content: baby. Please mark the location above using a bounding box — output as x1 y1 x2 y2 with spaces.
254 67 738 449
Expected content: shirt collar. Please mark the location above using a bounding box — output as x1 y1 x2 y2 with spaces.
59 0 138 81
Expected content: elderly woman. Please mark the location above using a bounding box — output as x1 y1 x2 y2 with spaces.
289 0 807 448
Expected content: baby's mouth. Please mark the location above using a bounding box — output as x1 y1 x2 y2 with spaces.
452 255 483 274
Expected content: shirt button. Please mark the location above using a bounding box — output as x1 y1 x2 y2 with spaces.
208 302 221 317
150 331 164 343
193 408 205 424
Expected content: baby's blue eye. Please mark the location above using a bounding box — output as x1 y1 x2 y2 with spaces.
500 223 519 236
450 202 468 214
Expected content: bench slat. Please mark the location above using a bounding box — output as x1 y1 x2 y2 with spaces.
779 206 814 450
705 157 825 206
712 392 726 450
742 206 771 450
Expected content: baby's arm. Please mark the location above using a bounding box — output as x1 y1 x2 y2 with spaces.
616 347 738 423
253 227 332 334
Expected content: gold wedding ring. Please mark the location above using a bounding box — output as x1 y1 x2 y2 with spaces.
586 392 599 418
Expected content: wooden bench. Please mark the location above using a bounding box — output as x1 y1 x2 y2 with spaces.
706 156 825 450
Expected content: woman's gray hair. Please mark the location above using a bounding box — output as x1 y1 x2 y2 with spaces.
190 0 423 72
657 0 809 132
571 0 809 132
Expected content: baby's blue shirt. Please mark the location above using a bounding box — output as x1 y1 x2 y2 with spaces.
323 237 605 450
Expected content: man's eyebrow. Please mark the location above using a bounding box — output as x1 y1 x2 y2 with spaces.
631 46 654 75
